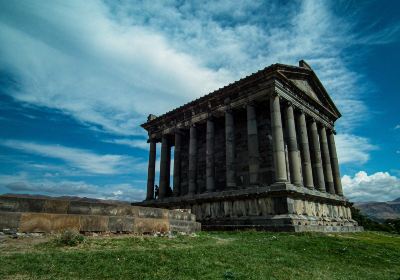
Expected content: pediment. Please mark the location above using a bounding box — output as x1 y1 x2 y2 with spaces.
290 78 321 102
276 63 341 118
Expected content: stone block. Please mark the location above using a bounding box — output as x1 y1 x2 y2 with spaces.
133 218 169 234
169 219 201 233
137 206 168 219
68 201 92 215
108 216 134 232
19 213 80 233
80 215 109 232
43 200 70 214
0 212 21 231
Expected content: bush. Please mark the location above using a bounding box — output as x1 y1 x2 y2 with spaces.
55 230 85 246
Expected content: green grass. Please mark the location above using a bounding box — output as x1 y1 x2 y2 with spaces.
1 231 399 279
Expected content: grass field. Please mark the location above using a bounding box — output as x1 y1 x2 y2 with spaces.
0 231 399 280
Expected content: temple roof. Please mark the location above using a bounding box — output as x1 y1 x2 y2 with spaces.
142 60 341 130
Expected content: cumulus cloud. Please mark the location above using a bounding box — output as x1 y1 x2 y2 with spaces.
342 171 400 202
335 134 378 164
0 139 145 175
395 124 400 130
0 173 145 201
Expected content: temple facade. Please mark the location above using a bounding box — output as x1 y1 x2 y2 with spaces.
134 60 362 232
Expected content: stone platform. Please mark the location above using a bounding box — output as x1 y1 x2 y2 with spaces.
0 195 200 234
134 183 363 232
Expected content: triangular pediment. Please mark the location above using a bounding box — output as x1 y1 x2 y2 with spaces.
276 61 341 118
290 78 321 102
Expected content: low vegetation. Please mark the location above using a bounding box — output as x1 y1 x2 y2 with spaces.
54 230 85 247
0 231 399 279
352 206 400 234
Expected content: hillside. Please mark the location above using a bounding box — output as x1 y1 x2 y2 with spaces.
355 198 400 221
0 193 130 205
0 231 399 279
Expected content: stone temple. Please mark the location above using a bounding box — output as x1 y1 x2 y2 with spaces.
134 60 362 232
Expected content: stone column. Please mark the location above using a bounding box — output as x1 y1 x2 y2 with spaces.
285 103 302 186
159 135 170 199
270 94 287 182
146 139 156 200
309 119 325 192
296 111 313 189
188 125 197 195
173 131 182 196
328 130 343 196
166 139 171 190
206 119 215 192
247 103 260 184
319 126 335 194
225 109 236 188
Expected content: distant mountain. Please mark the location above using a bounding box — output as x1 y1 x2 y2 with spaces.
0 193 130 205
355 198 400 222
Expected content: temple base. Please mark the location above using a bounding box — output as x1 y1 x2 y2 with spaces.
133 183 362 232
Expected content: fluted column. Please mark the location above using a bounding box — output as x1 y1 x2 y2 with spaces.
225 109 236 188
328 130 343 195
247 103 260 184
173 131 182 196
188 125 197 195
296 111 313 189
319 126 335 194
309 119 325 191
285 103 302 186
206 119 215 192
270 94 287 182
146 139 156 200
159 135 170 199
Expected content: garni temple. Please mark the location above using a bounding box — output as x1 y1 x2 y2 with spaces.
133 60 362 232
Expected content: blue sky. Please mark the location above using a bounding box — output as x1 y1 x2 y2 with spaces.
0 0 399 202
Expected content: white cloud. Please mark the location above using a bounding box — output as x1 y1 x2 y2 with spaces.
335 133 378 164
0 0 230 136
0 173 145 201
0 139 145 175
342 171 400 202
0 0 397 139
395 124 400 130
104 138 149 150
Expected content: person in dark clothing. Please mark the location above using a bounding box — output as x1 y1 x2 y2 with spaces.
154 185 159 199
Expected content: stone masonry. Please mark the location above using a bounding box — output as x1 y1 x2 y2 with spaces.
0 195 200 234
133 60 362 232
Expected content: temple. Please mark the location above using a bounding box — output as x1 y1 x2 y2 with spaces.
133 60 362 232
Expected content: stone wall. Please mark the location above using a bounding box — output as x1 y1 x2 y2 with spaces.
0 196 200 234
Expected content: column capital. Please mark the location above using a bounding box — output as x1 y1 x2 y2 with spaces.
271 91 280 98
296 107 305 114
147 137 157 143
173 127 184 135
207 112 216 120
327 128 336 135
247 100 256 107
225 107 233 114
285 101 293 107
